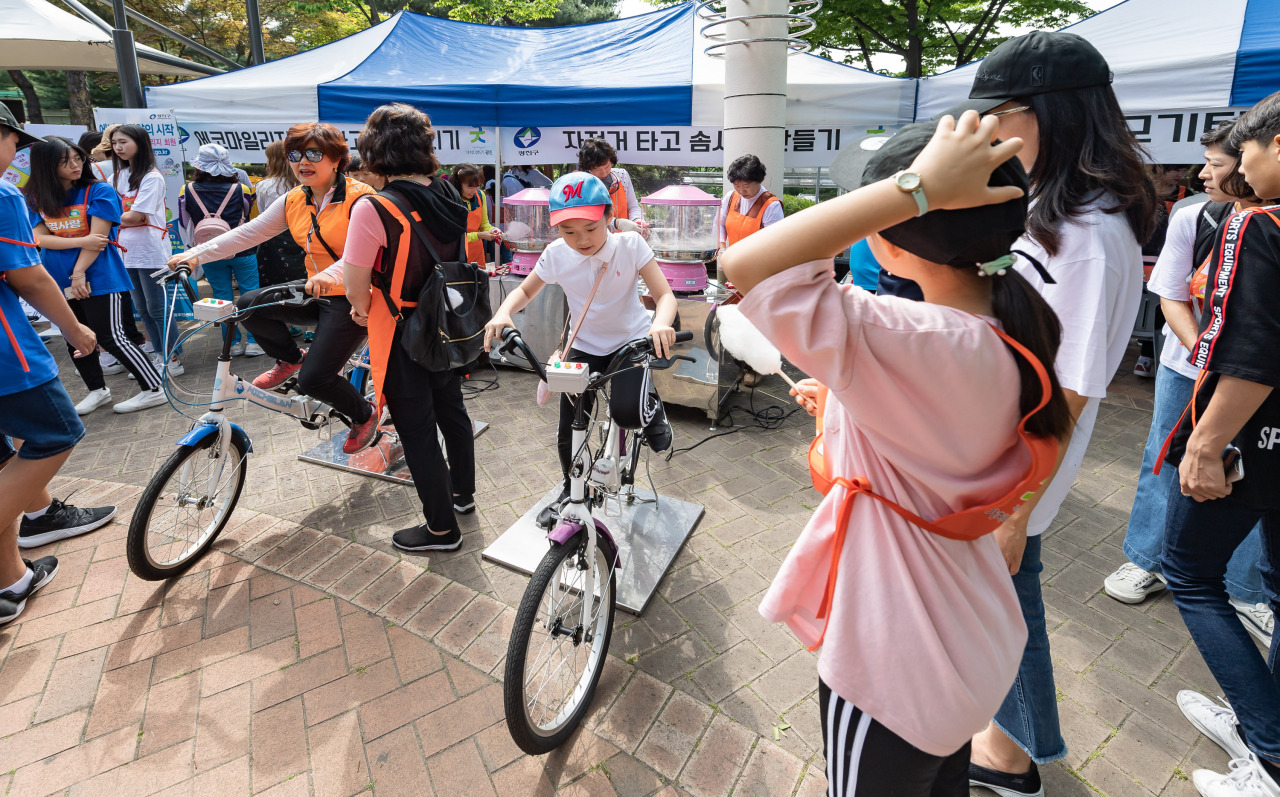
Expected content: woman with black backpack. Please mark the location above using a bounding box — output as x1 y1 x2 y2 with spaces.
178 144 262 357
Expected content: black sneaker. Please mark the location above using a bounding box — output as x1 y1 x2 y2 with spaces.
452 495 476 515
536 487 571 530
392 524 462 552
0 556 59 626
969 762 1044 797
18 498 116 549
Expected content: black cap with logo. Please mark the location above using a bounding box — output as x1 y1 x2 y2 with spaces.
956 31 1112 117
0 104 45 149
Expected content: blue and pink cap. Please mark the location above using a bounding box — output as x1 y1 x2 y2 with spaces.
549 171 611 226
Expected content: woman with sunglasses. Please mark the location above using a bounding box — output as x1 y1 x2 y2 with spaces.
169 123 380 454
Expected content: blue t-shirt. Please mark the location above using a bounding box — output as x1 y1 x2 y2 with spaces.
28 182 132 296
1 181 59 397
847 239 882 292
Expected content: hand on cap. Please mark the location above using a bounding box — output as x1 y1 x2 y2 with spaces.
907 110 1025 212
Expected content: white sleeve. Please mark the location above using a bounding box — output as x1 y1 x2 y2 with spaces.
1147 205 1198 302
618 170 642 221
719 195 730 243
761 199 785 228
186 190 291 262
131 171 167 216
531 246 558 285
1038 256 1115 399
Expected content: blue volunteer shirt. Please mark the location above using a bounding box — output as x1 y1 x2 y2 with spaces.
27 181 132 296
1 180 58 396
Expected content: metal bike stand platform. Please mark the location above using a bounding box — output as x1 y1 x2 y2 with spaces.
482 487 704 615
297 422 489 485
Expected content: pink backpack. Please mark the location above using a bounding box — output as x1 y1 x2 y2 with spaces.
188 183 241 245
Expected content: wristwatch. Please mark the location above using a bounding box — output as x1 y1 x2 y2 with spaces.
892 170 928 217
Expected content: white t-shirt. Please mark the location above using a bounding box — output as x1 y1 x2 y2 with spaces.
254 176 294 215
533 231 655 356
1014 196 1144 535
112 167 172 269
1147 204 1203 380
718 190 785 243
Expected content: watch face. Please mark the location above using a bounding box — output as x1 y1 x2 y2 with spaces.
897 172 922 191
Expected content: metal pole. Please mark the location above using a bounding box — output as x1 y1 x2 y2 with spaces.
121 5 242 69
61 0 226 76
494 125 503 224
246 0 266 65
111 0 146 107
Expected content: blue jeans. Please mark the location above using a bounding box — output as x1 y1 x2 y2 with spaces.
1163 482 1279 768
0 378 85 463
993 534 1068 763
1125 365 1269 603
128 268 183 359
202 253 259 344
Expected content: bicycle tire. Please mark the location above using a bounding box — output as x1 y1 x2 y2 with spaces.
127 433 249 581
504 528 617 755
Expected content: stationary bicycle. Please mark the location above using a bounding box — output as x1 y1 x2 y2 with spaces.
496 327 694 754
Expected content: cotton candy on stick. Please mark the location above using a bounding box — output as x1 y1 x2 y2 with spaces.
715 305 799 390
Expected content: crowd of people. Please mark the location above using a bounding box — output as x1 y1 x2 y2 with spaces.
0 26 1277 797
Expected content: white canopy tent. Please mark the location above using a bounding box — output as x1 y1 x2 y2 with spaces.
0 0 208 76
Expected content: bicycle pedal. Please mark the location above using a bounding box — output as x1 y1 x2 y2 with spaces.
273 375 299 395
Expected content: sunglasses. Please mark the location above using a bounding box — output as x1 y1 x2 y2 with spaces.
288 148 325 164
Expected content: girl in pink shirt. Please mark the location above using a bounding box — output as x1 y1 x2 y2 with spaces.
719 113 1072 795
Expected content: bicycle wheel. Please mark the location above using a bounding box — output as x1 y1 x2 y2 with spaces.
504 528 617 755
127 432 249 581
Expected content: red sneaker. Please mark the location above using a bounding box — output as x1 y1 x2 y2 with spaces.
342 402 381 454
252 351 305 390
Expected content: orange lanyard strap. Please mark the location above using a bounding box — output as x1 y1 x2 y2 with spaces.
0 236 37 248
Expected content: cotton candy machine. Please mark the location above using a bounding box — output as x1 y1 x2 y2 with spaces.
502 187 553 276
642 185 720 293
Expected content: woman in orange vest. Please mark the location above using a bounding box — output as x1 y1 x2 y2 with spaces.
718 154 783 254
341 103 475 554
452 163 500 267
577 138 646 233
168 123 381 455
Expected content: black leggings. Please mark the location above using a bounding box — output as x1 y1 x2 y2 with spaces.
236 288 371 424
383 335 475 532
68 291 162 392
819 679 970 797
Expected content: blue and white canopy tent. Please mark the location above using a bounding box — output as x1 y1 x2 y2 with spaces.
916 0 1280 161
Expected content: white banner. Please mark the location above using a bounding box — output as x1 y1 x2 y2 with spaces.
93 108 189 256
176 122 498 165
1126 108 1248 163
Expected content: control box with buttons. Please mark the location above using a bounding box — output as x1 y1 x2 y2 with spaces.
544 360 591 393
193 298 235 323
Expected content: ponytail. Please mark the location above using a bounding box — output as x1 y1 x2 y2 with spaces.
990 270 1073 441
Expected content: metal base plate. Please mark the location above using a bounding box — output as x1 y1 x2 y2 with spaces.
482 487 703 615
297 421 488 485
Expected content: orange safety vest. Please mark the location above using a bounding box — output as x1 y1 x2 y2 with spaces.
282 176 376 296
116 170 169 238
39 187 127 253
464 190 488 266
607 176 627 223
724 191 780 248
805 323 1060 650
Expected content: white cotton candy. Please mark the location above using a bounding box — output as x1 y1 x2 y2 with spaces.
447 287 464 309
716 305 783 375
502 221 532 241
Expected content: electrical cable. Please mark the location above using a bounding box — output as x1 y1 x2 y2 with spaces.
664 379 803 461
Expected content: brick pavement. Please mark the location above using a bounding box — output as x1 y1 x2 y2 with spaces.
0 326 1264 796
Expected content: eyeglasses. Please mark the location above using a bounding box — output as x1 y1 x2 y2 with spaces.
288 148 325 163
987 105 1030 118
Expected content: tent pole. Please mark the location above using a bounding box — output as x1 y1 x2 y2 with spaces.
110 0 146 107
494 125 503 230
246 0 266 65
120 5 242 69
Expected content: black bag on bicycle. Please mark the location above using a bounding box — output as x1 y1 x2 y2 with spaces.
375 189 490 371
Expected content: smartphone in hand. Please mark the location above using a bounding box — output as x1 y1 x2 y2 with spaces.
1223 444 1245 484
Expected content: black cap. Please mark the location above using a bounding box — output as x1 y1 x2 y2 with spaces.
0 104 45 150
964 31 1112 114
830 121 1029 269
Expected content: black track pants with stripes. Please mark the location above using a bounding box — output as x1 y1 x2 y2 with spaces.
66 291 162 392
819 679 970 797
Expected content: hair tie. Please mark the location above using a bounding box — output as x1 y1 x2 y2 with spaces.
977 254 1015 277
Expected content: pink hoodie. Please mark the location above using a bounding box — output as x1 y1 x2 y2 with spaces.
739 260 1029 757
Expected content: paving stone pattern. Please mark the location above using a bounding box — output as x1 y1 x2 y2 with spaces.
0 330 1254 796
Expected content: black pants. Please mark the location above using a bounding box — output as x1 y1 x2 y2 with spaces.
256 231 307 287
383 334 475 532
68 291 162 392
236 288 371 424
556 346 666 485
819 680 969 797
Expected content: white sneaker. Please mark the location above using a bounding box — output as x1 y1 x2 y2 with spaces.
1192 756 1280 797
1177 691 1250 761
127 353 163 380
166 359 185 377
1230 598 1275 649
1104 562 1167 604
141 341 155 354
230 341 247 357
243 343 265 357
112 389 167 414
99 351 124 375
75 388 112 416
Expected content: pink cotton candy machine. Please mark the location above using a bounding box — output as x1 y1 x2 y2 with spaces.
502 188 553 276
642 185 720 293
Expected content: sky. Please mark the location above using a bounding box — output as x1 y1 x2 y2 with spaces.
617 0 1125 17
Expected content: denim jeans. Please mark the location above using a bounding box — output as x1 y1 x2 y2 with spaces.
127 268 183 359
992 534 1068 763
1162 482 1279 768
1124 365 1269 603
202 253 259 344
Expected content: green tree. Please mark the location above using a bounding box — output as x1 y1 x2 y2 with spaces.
654 0 1093 78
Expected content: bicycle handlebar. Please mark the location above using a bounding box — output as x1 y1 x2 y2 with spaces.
499 328 695 389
